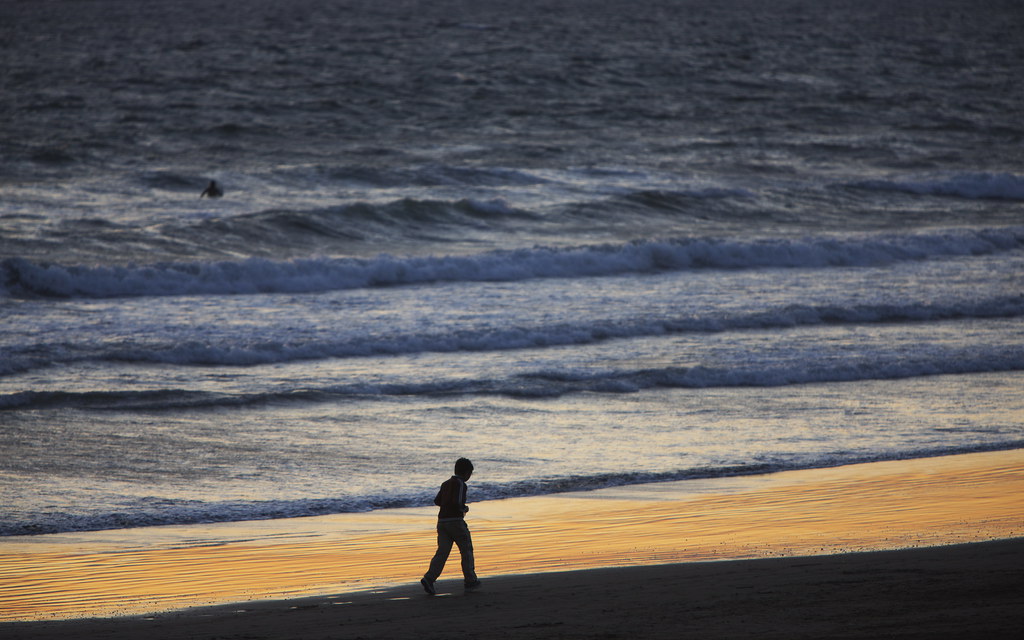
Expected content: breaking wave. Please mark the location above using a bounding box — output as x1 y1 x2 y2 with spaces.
4 226 1021 299
5 333 1023 410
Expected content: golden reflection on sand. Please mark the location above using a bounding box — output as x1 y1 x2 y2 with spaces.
1 450 1021 621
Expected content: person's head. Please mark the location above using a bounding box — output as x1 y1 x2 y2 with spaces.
454 457 474 480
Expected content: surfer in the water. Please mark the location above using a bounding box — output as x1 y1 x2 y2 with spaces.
200 180 223 198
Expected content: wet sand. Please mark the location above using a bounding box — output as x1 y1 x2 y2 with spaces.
4 539 1022 640
1 450 1022 637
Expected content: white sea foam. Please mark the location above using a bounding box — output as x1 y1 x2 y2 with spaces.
4 315 1023 408
3 296 1021 378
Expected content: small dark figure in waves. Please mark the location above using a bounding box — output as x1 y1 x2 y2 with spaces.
200 180 223 198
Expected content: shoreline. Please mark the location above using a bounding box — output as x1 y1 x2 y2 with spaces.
1 449 1022 627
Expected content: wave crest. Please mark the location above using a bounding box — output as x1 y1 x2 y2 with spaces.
856 172 1024 200
4 227 1021 299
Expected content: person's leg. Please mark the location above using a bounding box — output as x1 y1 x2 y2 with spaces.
424 523 454 583
449 520 478 584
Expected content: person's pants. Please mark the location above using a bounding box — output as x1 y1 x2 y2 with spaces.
424 519 477 583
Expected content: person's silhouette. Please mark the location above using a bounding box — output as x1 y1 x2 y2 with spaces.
200 180 223 198
421 458 481 594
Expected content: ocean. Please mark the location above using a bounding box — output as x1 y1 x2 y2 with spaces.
1 0 1022 538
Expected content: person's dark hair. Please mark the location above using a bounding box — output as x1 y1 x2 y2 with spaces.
454 457 474 475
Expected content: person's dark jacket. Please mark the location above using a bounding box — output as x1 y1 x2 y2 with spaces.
434 475 469 520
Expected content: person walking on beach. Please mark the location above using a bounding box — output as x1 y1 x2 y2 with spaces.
421 457 481 594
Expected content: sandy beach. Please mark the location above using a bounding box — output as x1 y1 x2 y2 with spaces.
2 450 1022 638
4 540 1022 640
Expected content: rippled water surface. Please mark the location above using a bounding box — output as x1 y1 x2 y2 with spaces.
2 0 1022 535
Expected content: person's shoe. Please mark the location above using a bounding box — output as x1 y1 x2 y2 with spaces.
420 577 436 596
464 579 482 591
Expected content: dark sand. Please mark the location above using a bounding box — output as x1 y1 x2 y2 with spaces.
4 539 1022 640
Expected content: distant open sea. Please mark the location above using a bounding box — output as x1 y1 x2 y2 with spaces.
2 0 1022 537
